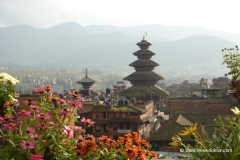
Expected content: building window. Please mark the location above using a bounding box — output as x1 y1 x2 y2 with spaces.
113 122 118 131
126 122 131 129
103 112 108 118
96 113 100 118
132 123 138 131
104 124 109 133
96 125 101 133
119 122 124 129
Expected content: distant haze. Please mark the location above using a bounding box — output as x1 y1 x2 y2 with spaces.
0 22 237 84
0 0 240 33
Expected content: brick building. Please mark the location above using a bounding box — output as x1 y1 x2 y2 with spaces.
164 97 238 118
212 74 230 89
84 101 161 140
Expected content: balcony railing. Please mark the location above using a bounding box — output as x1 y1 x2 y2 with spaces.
117 129 131 133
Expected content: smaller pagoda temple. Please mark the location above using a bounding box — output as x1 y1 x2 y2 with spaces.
120 36 169 101
76 69 100 96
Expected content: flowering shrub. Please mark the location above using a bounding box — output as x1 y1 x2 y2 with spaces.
0 73 20 116
0 73 158 160
169 107 240 160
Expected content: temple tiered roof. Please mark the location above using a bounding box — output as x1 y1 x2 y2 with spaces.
77 68 96 90
120 37 169 97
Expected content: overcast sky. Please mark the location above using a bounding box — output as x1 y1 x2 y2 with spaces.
0 0 240 33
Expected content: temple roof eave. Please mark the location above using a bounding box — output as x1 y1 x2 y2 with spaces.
77 77 96 83
129 59 159 67
133 49 155 56
123 71 164 81
119 85 169 96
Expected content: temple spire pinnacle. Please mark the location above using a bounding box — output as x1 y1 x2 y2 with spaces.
85 68 88 77
143 32 147 41
143 35 146 41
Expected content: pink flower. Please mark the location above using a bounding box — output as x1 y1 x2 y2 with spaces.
0 116 5 124
69 100 83 108
76 135 85 143
17 120 23 126
68 90 82 98
45 85 53 92
3 123 17 130
30 153 43 160
81 117 95 127
30 105 40 112
21 140 35 149
56 98 67 106
30 133 40 140
4 101 19 108
86 134 95 141
63 125 74 138
17 110 31 117
24 98 37 106
26 127 35 134
70 126 85 134
36 112 51 120
33 86 46 95
4 114 14 121
59 109 72 117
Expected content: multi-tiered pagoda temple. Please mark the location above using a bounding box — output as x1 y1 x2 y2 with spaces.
120 37 169 101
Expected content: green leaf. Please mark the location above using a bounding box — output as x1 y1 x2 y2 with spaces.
6 139 16 147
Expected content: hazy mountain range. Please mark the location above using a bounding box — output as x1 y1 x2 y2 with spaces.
0 22 238 81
